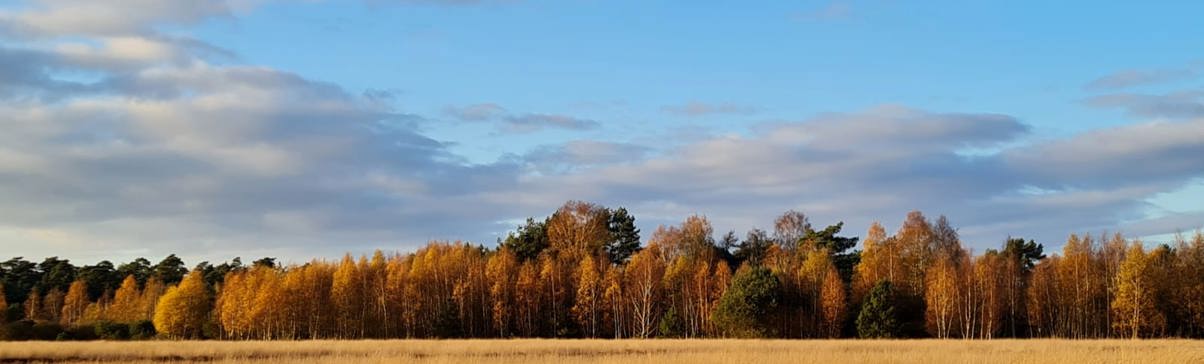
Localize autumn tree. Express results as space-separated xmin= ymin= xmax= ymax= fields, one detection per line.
xmin=894 ymin=211 xmax=934 ymax=299
xmin=625 ymin=247 xmax=665 ymax=338
xmin=39 ymin=288 xmax=65 ymax=323
xmin=514 ymin=260 xmax=541 ymax=337
xmin=734 ymin=228 xmax=773 ymax=266
xmin=572 ymin=255 xmax=603 ymax=337
xmin=486 ymin=248 xmax=518 ymax=337
xmin=853 ymin=222 xmax=893 ymax=304
xmin=547 ymin=201 xmax=611 ymax=258
xmin=1112 ymin=242 xmax=1165 ymax=338
xmin=925 ymin=255 xmax=960 ymax=338
xmin=773 ymin=210 xmax=811 ymax=252
xmin=602 ymin=264 xmax=626 ymax=337
xmin=332 ymin=254 xmax=365 ymax=339
xmin=153 ymin=271 xmax=212 ymax=339
xmin=23 ymin=289 xmax=41 ymax=321
xmin=60 ymin=280 xmax=89 ymax=326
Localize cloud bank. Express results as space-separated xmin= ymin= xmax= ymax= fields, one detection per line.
xmin=0 ymin=0 xmax=1202 ymax=263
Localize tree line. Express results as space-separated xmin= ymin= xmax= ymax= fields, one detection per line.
xmin=1 ymin=200 xmax=1202 ymax=340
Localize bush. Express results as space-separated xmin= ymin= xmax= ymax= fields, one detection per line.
xmin=94 ymin=321 xmax=130 ymax=340
xmin=131 ymin=320 xmax=157 ymax=340
xmin=31 ymin=322 xmax=64 ymax=341
xmin=63 ymin=325 xmax=98 ymax=340
xmin=0 ymin=320 xmax=35 ymax=341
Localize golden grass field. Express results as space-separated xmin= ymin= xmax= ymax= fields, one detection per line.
xmin=0 ymin=339 xmax=1201 ymax=364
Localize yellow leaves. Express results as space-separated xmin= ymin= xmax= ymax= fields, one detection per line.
xmin=61 ymin=280 xmax=89 ymax=326
xmin=547 ymin=201 xmax=610 ymax=258
xmin=820 ymin=264 xmax=846 ymax=338
xmin=572 ymin=255 xmax=603 ymax=337
xmin=108 ymin=275 xmax=142 ymax=323
xmin=1111 ymin=242 xmax=1165 ymax=338
xmin=924 ymin=257 xmax=960 ymax=338
xmin=153 ymin=272 xmax=211 ymax=339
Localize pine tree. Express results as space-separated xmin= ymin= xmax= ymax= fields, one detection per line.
xmin=605 ymin=207 xmax=642 ymax=264
xmin=712 ymin=265 xmax=780 ymax=338
xmin=857 ymin=280 xmax=900 ymax=338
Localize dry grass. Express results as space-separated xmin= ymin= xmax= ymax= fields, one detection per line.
xmin=0 ymin=339 xmax=1201 ymax=364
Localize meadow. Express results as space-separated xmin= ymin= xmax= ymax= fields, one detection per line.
xmin=0 ymin=339 xmax=1201 ymax=364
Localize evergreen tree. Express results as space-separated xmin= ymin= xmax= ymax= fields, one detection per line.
xmin=605 ymin=207 xmax=642 ymax=264
xmin=500 ymin=218 xmax=550 ymax=262
xmin=712 ymin=266 xmax=780 ymax=338
xmin=857 ymin=280 xmax=901 ymax=338
xmin=152 ymin=255 xmax=188 ymax=286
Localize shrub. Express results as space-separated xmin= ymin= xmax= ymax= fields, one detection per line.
xmin=31 ymin=322 xmax=64 ymax=341
xmin=94 ymin=321 xmax=130 ymax=340
xmin=131 ymin=320 xmax=157 ymax=340
xmin=63 ymin=325 xmax=98 ymax=340
xmin=0 ymin=320 xmax=35 ymax=341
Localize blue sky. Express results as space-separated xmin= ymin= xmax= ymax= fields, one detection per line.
xmin=1 ymin=0 xmax=1202 ymax=264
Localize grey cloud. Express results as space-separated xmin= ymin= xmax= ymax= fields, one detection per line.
xmin=0 ymin=0 xmax=233 ymax=38
xmin=662 ymin=102 xmax=758 ymax=117
xmin=444 ymin=103 xmax=599 ymax=133
xmin=504 ymin=106 xmax=1203 ymax=251
xmin=3 ymin=0 xmax=1203 ymax=262
xmin=0 ymin=62 xmax=529 ymax=262
xmin=1085 ymin=67 xmax=1198 ymax=91
xmin=1085 ymin=90 xmax=1204 ymax=119
xmin=503 ymin=113 xmax=599 ymax=133
xmin=522 ymin=140 xmax=650 ymax=174
xmin=1004 ymin=119 xmax=1204 ymax=190
xmin=444 ymin=103 xmax=507 ymax=121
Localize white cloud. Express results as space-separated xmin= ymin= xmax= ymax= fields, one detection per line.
xmin=1 ymin=0 xmax=1202 ymax=265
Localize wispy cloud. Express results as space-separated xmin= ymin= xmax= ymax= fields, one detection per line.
xmin=662 ymin=101 xmax=758 ymax=117
xmin=446 ymin=103 xmax=600 ymax=133
xmin=1085 ymin=89 xmax=1204 ymax=119
xmin=1085 ymin=67 xmax=1199 ymax=91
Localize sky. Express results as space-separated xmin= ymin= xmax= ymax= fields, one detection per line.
xmin=1 ymin=0 xmax=1203 ymax=265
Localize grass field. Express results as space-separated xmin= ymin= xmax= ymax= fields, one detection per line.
xmin=0 ymin=339 xmax=1201 ymax=363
